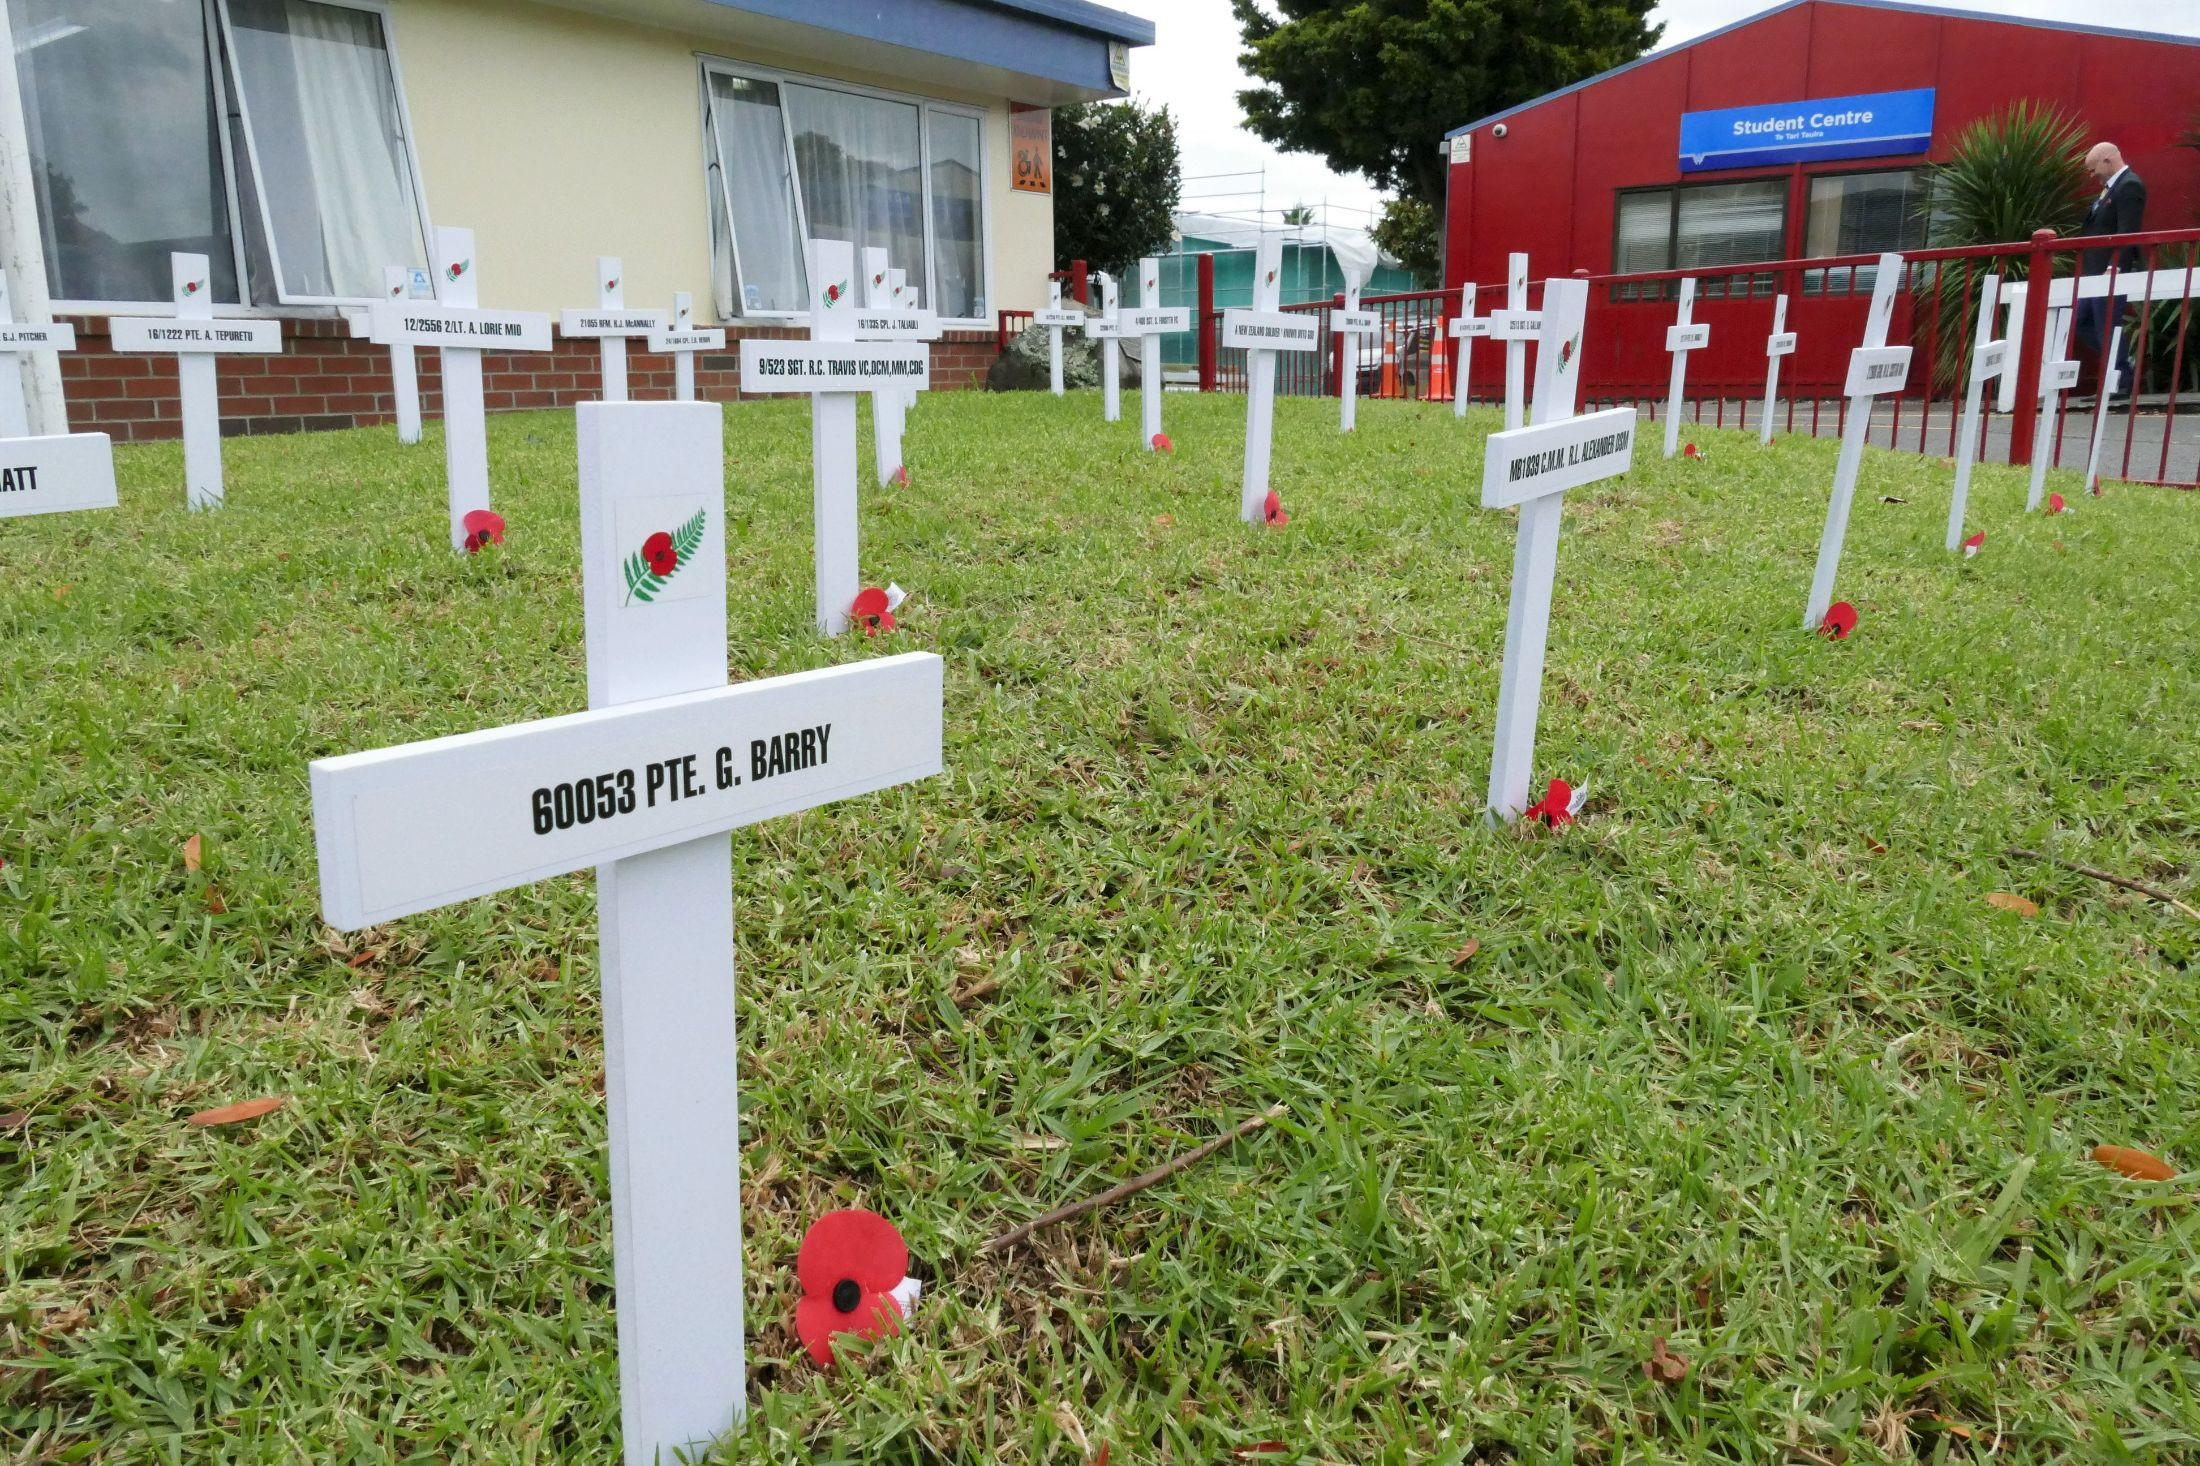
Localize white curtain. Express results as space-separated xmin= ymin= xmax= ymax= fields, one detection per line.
xmin=710 ymin=74 xmax=807 ymax=314
xmin=228 ymin=0 xmax=426 ymax=299
xmin=785 ymin=84 xmax=926 ymax=298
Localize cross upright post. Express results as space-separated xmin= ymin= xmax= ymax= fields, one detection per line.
xmin=1760 ymin=293 xmax=1794 ymax=446
xmin=107 ymin=252 xmax=283 ymax=511
xmin=1805 ymin=252 xmax=1913 ymax=627
xmin=1031 ymin=281 xmax=1081 ymax=396
xmin=1332 ymin=273 xmax=1379 ymax=433
xmin=1662 ymin=276 xmax=1708 ymax=458
xmin=1224 ymin=233 xmax=1318 ymax=523
xmin=1129 ymin=256 xmax=1190 ymax=448
xmin=310 ymin=399 xmax=944 ymax=1463
xmin=1945 ymin=273 xmax=2009 ymax=550
xmin=1480 ymin=279 xmax=1635 ymax=823
xmin=1447 ymin=281 xmax=1485 ymax=421
xmin=0 ymin=267 xmax=76 ymax=439
xmin=648 ymin=293 xmax=725 ymax=404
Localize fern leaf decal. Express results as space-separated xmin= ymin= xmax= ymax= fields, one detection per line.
xmin=622 ymin=508 xmax=708 ymax=605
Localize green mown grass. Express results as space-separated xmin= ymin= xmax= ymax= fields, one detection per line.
xmin=3 ymin=389 xmax=2197 ymax=1464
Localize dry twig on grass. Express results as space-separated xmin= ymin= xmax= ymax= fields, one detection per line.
xmin=979 ymin=1103 xmax=1287 ymax=1256
xmin=2004 ymin=847 xmax=2200 ymax=921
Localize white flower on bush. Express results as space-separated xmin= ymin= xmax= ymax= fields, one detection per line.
xmin=1097 ymin=203 xmax=1111 ymax=218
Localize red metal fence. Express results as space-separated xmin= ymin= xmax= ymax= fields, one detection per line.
xmin=1002 ymin=231 xmax=2199 ymax=489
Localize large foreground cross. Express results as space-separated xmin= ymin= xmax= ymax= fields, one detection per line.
xmin=738 ymin=239 xmax=931 ymax=635
xmin=1223 ymin=233 xmax=1320 ymax=523
xmin=368 ymin=227 xmax=554 ymax=549
xmin=1804 ymin=253 xmax=1913 ymax=627
xmin=310 ymin=400 xmax=945 ymax=1464
xmin=1479 ymin=279 xmax=1637 ymax=822
xmin=108 ymin=253 xmax=282 ymax=511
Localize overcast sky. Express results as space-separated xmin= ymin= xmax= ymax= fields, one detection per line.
xmin=1110 ymin=0 xmax=2198 ymax=233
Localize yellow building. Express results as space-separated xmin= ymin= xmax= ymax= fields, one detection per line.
xmin=3 ymin=0 xmax=1149 ymax=329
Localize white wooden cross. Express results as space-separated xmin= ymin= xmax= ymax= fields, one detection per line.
xmin=1804 ymin=253 xmax=1912 ymax=627
xmin=1479 ymin=277 xmax=1636 ymax=822
xmin=370 ymin=227 xmax=555 ymax=549
xmin=562 ymin=256 xmax=666 ymax=405
xmin=1089 ymin=271 xmax=1125 ymax=423
xmin=1945 ymin=273 xmax=2011 ymax=551
xmin=0 ymin=267 xmax=76 ymax=439
xmin=1123 ymin=255 xmax=1190 ymax=448
xmin=380 ymin=265 xmax=435 ymax=445
xmin=1332 ymin=268 xmax=1379 ymax=433
xmin=738 ymin=239 xmax=931 ymax=635
xmin=107 ymin=253 xmax=282 ymax=512
xmin=648 ymin=293 xmax=724 ymax=404
xmin=1032 ymin=281 xmax=1082 ymax=397
xmin=857 ymin=252 xmax=940 ymax=484
xmin=1484 ymin=254 xmax=1542 ymax=431
xmin=310 ymin=398 xmax=944 ymax=1466
xmin=1446 ymin=281 xmax=1486 ymax=421
xmin=2081 ymin=324 xmax=2124 ymax=497
xmin=1760 ymin=294 xmax=1794 ymax=446
xmin=1662 ymin=276 xmax=1708 ymax=459
xmin=2024 ymin=309 xmax=2080 ymax=513
xmin=1223 ymin=233 xmax=1320 ymax=523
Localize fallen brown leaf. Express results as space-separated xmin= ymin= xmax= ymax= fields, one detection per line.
xmin=1150 ymin=513 xmax=1174 ymax=526
xmin=186 ymin=1096 xmax=288 ymax=1127
xmin=1865 ymin=837 xmax=1888 ymax=855
xmin=1642 ymin=1336 xmax=1690 ymax=1384
xmin=2094 ymin=1144 xmax=2178 ymax=1181
xmin=182 ymin=835 xmax=203 ymax=872
xmin=0 ymin=1111 xmax=28 ymax=1130
xmin=40 ymin=1304 xmax=91 ymax=1337
xmin=347 ymin=949 xmax=379 ymax=968
xmin=1984 ymin=892 xmax=2039 ymax=917
xmin=1450 ymin=939 xmax=1481 ymax=968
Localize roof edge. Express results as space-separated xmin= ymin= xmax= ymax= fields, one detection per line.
xmin=1443 ymin=0 xmax=2200 ymax=141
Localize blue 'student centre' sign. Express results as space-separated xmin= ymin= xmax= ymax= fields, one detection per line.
xmin=1678 ymin=88 xmax=1934 ymax=171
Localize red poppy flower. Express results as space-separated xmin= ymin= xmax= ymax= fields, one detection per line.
xmin=1820 ymin=601 xmax=1858 ymax=639
xmin=461 ymin=509 xmax=505 ymax=553
xmin=1962 ymin=530 xmax=1984 ymax=558
xmin=890 ymin=464 xmax=910 ymax=488
xmin=1523 ymin=778 xmax=1580 ymax=829
xmin=851 ymin=586 xmax=897 ymax=636
xmin=2047 ymin=492 xmax=2065 ymax=515
xmin=796 ymin=1209 xmax=909 ymax=1366
xmin=643 ymin=531 xmax=677 ymax=576
xmin=1263 ymin=489 xmax=1290 ymax=526
xmin=1682 ymin=441 xmax=1705 ymax=461
xmin=1151 ymin=433 xmax=1173 ymax=453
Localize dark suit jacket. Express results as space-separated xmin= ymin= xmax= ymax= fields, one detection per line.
xmin=2080 ymin=169 xmax=2147 ymax=275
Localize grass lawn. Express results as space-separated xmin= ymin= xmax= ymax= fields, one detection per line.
xmin=3 ymin=388 xmax=2198 ymax=1464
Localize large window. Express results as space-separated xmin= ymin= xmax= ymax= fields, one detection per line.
xmin=702 ymin=61 xmax=990 ymax=323
xmin=9 ymin=0 xmax=431 ymax=307
xmin=1803 ymin=169 xmax=1936 ymax=295
xmin=1611 ymin=179 xmax=1788 ymax=299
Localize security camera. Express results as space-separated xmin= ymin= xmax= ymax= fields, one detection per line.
xmin=1492 ymin=123 xmax=1508 ymax=139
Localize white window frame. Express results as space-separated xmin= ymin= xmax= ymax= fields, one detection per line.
xmin=40 ymin=0 xmax=433 ymax=315
xmin=696 ymin=56 xmax=995 ymax=330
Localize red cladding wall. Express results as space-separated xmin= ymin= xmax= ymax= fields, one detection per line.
xmin=1444 ymin=0 xmax=2200 ymax=293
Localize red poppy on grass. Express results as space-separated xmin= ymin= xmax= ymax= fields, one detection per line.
xmin=1523 ymin=778 xmax=1583 ymax=829
xmin=1682 ymin=441 xmax=1706 ymax=462
xmin=1151 ymin=432 xmax=1173 ymax=453
xmin=852 ymin=586 xmax=897 ymax=636
xmin=1962 ymin=530 xmax=1985 ymax=558
xmin=796 ymin=1209 xmax=914 ymax=1366
xmin=890 ymin=465 xmax=911 ymax=488
xmin=1263 ymin=489 xmax=1289 ymax=526
xmin=1820 ymin=601 xmax=1858 ymax=639
xmin=2047 ymin=492 xmax=2066 ymax=515
xmin=461 ymin=509 xmax=505 ymax=553
xmin=643 ymin=531 xmax=678 ymax=576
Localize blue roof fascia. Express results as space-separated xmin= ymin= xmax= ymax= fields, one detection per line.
xmin=1442 ymin=0 xmax=2200 ymax=140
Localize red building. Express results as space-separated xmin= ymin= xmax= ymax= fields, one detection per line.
xmin=1440 ymin=0 xmax=2200 ymax=391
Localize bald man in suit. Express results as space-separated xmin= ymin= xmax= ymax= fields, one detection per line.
xmin=2076 ymin=141 xmax=2145 ymax=399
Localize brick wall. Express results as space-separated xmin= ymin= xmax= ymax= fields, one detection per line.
xmin=55 ymin=316 xmax=1001 ymax=442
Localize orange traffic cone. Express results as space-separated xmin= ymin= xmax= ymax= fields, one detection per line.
xmin=1427 ymin=325 xmax=1453 ymax=402
xmin=1378 ymin=321 xmax=1400 ymax=399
